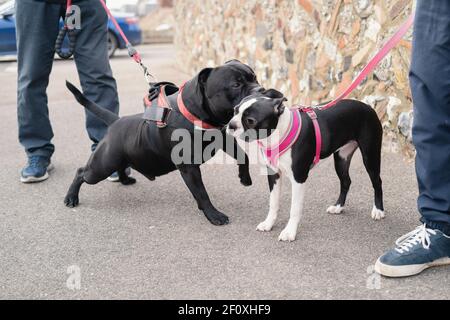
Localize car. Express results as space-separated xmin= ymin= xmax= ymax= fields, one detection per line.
xmin=0 ymin=0 xmax=142 ymax=58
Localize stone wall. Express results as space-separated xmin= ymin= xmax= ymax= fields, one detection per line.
xmin=158 ymin=0 xmax=173 ymax=7
xmin=174 ymin=0 xmax=415 ymax=156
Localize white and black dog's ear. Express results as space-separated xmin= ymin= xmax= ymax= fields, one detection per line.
xmin=274 ymin=97 xmax=287 ymax=115
xmin=263 ymin=89 xmax=287 ymax=115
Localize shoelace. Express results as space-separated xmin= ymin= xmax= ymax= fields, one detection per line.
xmin=29 ymin=156 xmax=44 ymax=168
xmin=395 ymin=224 xmax=437 ymax=254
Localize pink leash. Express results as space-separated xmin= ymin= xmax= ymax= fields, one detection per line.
xmin=66 ymin=0 xmax=72 ymax=20
xmin=260 ymin=13 xmax=415 ymax=168
xmin=98 ymin=0 xmax=154 ymax=82
xmin=320 ymin=14 xmax=414 ymax=110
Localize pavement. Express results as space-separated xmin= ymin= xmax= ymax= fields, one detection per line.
xmin=0 ymin=44 xmax=449 ymax=300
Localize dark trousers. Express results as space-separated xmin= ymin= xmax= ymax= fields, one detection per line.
xmin=410 ymin=0 xmax=450 ymax=234
xmin=16 ymin=0 xmax=119 ymax=159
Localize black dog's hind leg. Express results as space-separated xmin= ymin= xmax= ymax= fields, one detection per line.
xmin=118 ymin=168 xmax=136 ymax=185
xmin=64 ymin=167 xmax=85 ymax=208
xmin=327 ymin=144 xmax=357 ymax=214
xmin=178 ymin=165 xmax=229 ymax=226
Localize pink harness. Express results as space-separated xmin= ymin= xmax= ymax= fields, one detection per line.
xmin=258 ymin=107 xmax=321 ymax=168
xmin=257 ymin=14 xmax=414 ymax=169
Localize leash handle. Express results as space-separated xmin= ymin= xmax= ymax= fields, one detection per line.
xmin=55 ymin=28 xmax=76 ymax=59
xmin=56 ymin=0 xmax=75 ymax=59
xmin=320 ymin=14 xmax=414 ymax=110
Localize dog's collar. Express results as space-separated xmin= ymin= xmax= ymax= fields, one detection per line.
xmin=257 ymin=108 xmax=302 ymax=168
xmin=177 ymin=83 xmax=221 ymax=130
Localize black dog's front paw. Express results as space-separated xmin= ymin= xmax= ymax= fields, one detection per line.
xmin=205 ymin=209 xmax=229 ymax=226
xmin=238 ymin=164 xmax=252 ymax=186
xmin=64 ymin=194 xmax=79 ymax=208
xmin=239 ymin=174 xmax=252 ymax=186
xmin=239 ymin=172 xmax=252 ymax=186
xmin=121 ymin=177 xmax=137 ymax=185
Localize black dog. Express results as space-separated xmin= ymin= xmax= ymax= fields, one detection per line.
xmin=64 ymin=60 xmax=264 ymax=225
xmin=228 ymin=89 xmax=384 ymax=241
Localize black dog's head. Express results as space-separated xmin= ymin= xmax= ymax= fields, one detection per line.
xmin=183 ymin=60 xmax=264 ymax=126
xmin=226 ymin=89 xmax=287 ymax=142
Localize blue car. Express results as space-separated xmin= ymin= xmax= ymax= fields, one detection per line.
xmin=0 ymin=0 xmax=142 ymax=58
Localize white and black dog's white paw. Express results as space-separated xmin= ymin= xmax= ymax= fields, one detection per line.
xmin=256 ymin=220 xmax=274 ymax=232
xmin=371 ymin=206 xmax=385 ymax=220
xmin=326 ymin=204 xmax=344 ymax=214
xmin=278 ymin=227 xmax=297 ymax=242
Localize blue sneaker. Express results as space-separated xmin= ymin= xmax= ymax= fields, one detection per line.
xmin=375 ymin=224 xmax=450 ymax=277
xmin=20 ymin=156 xmax=54 ymax=183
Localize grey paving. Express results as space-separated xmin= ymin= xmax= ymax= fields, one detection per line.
xmin=0 ymin=44 xmax=449 ymax=300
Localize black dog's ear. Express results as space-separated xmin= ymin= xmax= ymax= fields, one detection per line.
xmin=263 ymin=88 xmax=286 ymax=100
xmin=192 ymin=68 xmax=213 ymax=98
xmin=198 ymin=67 xmax=213 ymax=86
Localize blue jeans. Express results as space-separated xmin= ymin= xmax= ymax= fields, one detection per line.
xmin=410 ymin=0 xmax=450 ymax=234
xmin=16 ymin=0 xmax=119 ymax=159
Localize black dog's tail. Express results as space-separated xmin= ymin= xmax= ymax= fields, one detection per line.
xmin=66 ymin=81 xmax=120 ymax=126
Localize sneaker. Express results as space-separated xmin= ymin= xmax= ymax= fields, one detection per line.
xmin=20 ymin=156 xmax=54 ymax=183
xmin=107 ymin=167 xmax=131 ymax=182
xmin=375 ymin=224 xmax=450 ymax=277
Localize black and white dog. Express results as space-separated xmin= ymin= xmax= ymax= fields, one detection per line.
xmin=227 ymin=89 xmax=384 ymax=241
xmin=64 ymin=60 xmax=264 ymax=226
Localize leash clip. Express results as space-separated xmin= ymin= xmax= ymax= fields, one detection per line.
xmin=126 ymin=43 xmax=156 ymax=84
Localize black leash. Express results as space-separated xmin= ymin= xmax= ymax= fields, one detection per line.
xmin=55 ymin=0 xmax=76 ymax=59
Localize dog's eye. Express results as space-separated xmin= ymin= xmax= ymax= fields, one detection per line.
xmin=231 ymin=82 xmax=242 ymax=89
xmin=245 ymin=117 xmax=257 ymax=128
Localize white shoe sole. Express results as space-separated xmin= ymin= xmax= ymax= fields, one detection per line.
xmin=375 ymin=256 xmax=450 ymax=278
xmin=107 ymin=176 xmax=120 ymax=182
xmin=20 ymin=164 xmax=54 ymax=184
xmin=107 ymin=170 xmax=132 ymax=182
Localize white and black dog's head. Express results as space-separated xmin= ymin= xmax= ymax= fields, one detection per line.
xmin=227 ymin=89 xmax=287 ymax=142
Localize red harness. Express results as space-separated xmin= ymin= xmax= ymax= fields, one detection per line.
xmin=177 ymin=84 xmax=220 ymax=130
xmin=143 ymin=82 xmax=220 ymax=130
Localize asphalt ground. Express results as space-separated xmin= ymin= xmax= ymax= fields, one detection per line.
xmin=0 ymin=44 xmax=449 ymax=299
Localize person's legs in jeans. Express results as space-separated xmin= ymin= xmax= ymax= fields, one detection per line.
xmin=375 ymin=0 xmax=450 ymax=277
xmin=16 ymin=0 xmax=64 ymax=182
xmin=72 ymin=0 xmax=119 ymax=151
xmin=411 ymin=1 xmax=450 ymax=234
xmin=16 ymin=0 xmax=63 ymax=160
